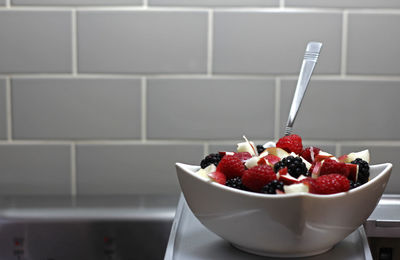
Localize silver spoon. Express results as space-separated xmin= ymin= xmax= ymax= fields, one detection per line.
xmin=284 ymin=42 xmax=322 ymax=136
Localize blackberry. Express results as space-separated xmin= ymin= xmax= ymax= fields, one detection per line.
xmin=349 ymin=180 xmax=362 ymax=189
xmin=274 ymin=156 xmax=308 ymax=178
xmin=350 ymin=158 xmax=370 ymax=184
xmin=226 ymin=177 xmax=247 ymax=191
xmin=257 ymin=145 xmax=265 ymax=154
xmin=261 ymin=180 xmax=284 ymax=194
xmin=200 ymin=153 xmax=222 ymax=169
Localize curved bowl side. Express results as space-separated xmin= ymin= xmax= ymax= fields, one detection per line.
xmin=175 ymin=162 xmax=392 ymax=257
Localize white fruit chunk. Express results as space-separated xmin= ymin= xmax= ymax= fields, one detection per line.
xmin=284 ymin=183 xmax=309 ymax=194
xmin=265 ymin=147 xmax=290 ymax=159
xmin=196 ymin=164 xmax=216 ymax=181
xmin=347 ymin=149 xmax=370 ymax=163
xmin=237 ymin=135 xmax=257 ymax=156
xmin=245 ymin=156 xmax=259 ymax=169
xmin=262 ymin=141 xmax=276 ymax=149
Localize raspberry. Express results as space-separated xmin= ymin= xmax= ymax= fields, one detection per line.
xmin=301 ymin=177 xmax=318 ymax=193
xmin=313 ymin=174 xmax=350 ymax=194
xmin=320 ymin=158 xmax=349 ymax=177
xmin=242 ymin=165 xmax=276 ymax=192
xmin=300 ymin=147 xmax=321 ymax=163
xmin=276 ymin=134 xmax=303 ymax=154
xmin=226 ymin=177 xmax=248 ymax=191
xmin=234 ymin=152 xmax=252 ymax=162
xmin=350 ymin=158 xmax=370 ymax=184
xmin=200 ymin=153 xmax=223 ymax=169
xmin=217 ymin=155 xmax=245 ymax=179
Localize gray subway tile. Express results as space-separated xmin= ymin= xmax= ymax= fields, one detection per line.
xmin=213 ymin=11 xmax=342 ymax=75
xmin=149 ymin=0 xmax=278 ymax=7
xmin=280 ymin=79 xmax=400 ymax=140
xmin=13 ymin=0 xmax=142 ymax=5
xmin=348 ymin=13 xmax=400 ymax=75
xmin=0 ymin=11 xmax=72 ymax=73
xmin=147 ymin=78 xmax=275 ymax=140
xmin=76 ymin=144 xmax=203 ymax=195
xmin=0 ymin=144 xmax=71 ymax=195
xmin=0 ymin=79 xmax=7 ymax=139
xmin=341 ymin=145 xmax=400 ymax=194
xmin=78 ymin=11 xmax=207 ymax=74
xmin=0 ymin=0 xmax=4 ymax=5
xmin=286 ymin=0 xmax=400 ymax=8
xmin=12 ymin=78 xmax=141 ymax=139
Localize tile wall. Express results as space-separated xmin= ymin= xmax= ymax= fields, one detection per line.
xmin=0 ymin=1 xmax=399 ymax=195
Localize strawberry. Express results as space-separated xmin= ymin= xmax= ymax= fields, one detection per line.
xmin=320 ymin=158 xmax=349 ymax=177
xmin=276 ymin=134 xmax=303 ymax=154
xmin=207 ymin=171 xmax=226 ymax=185
xmin=242 ymin=165 xmax=276 ymax=192
xmin=312 ymin=174 xmax=350 ymax=194
xmin=300 ymin=146 xmax=321 ymax=163
xmin=234 ymin=152 xmax=252 ymax=162
xmin=217 ymin=155 xmax=245 ymax=179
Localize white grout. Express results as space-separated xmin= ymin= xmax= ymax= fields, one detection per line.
xmin=72 ymin=9 xmax=78 ymax=76
xmin=5 ymin=77 xmax=12 ymax=142
xmin=141 ymin=77 xmax=147 ymax=142
xmin=5 ymin=0 xmax=10 ymax=8
xmin=207 ymin=10 xmax=214 ymax=76
xmin=70 ymin=143 xmax=77 ymax=196
xmin=6 ymin=73 xmax=400 ymax=81
xmin=203 ymin=143 xmax=209 ymax=157
xmin=335 ymin=143 xmax=341 ymax=157
xmin=274 ymin=78 xmax=281 ymax=140
xmin=280 ymin=0 xmax=285 ymax=9
xmin=143 ymin=0 xmax=148 ymax=8
xmin=340 ymin=10 xmax=348 ymax=76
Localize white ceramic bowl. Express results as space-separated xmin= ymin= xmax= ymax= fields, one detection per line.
xmin=176 ymin=162 xmax=392 ymax=257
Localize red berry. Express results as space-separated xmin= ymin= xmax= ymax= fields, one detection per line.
xmin=276 ymin=134 xmax=303 ymax=154
xmin=242 ymin=165 xmax=277 ymax=192
xmin=320 ymin=158 xmax=349 ymax=177
xmin=312 ymin=174 xmax=350 ymax=194
xmin=301 ymin=177 xmax=318 ymax=193
xmin=300 ymin=146 xmax=321 ymax=163
xmin=234 ymin=152 xmax=252 ymax=162
xmin=208 ymin=171 xmax=226 ymax=185
xmin=217 ymin=155 xmax=245 ymax=179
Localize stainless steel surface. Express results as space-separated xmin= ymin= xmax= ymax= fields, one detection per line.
xmin=285 ymin=41 xmax=322 ymax=136
xmin=365 ymin=194 xmax=400 ymax=260
xmin=0 ymin=195 xmax=179 ymax=260
xmin=164 ymin=195 xmax=372 ymax=260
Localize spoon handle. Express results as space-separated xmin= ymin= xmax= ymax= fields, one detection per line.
xmin=285 ymin=42 xmax=322 ymax=136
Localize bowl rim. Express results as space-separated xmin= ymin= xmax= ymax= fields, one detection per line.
xmin=176 ymin=162 xmax=392 ymax=199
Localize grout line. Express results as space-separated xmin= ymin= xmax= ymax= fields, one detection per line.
xmin=72 ymin=9 xmax=78 ymax=76
xmin=6 ymin=73 xmax=400 ymax=81
xmin=143 ymin=0 xmax=148 ymax=8
xmin=207 ymin=10 xmax=214 ymax=76
xmin=204 ymin=143 xmax=209 ymax=157
xmin=274 ymin=78 xmax=281 ymax=140
xmin=141 ymin=77 xmax=147 ymax=142
xmin=5 ymin=77 xmax=12 ymax=142
xmin=340 ymin=10 xmax=348 ymax=77
xmin=70 ymin=143 xmax=77 ymax=196
xmin=335 ymin=143 xmax=341 ymax=157
xmin=280 ymin=0 xmax=285 ymax=9
xmin=5 ymin=0 xmax=10 ymax=8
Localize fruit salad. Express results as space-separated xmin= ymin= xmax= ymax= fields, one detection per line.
xmin=196 ymin=134 xmax=370 ymax=195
